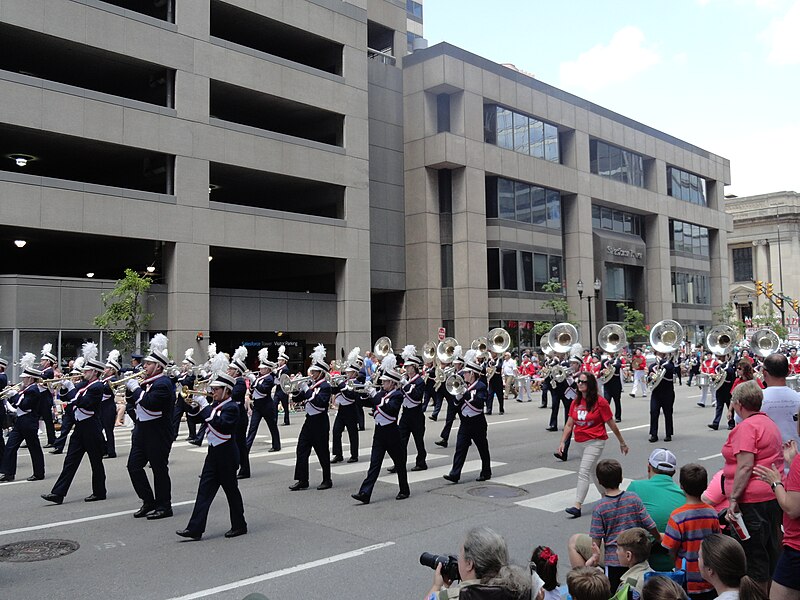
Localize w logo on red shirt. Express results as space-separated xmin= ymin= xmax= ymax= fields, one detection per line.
xmin=577 ymin=409 xmax=588 ymax=420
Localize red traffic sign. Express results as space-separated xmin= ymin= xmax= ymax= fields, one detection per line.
xmin=438 ymin=327 xmax=446 ymax=341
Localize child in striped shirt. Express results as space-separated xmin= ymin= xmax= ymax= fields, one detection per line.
xmin=662 ymin=463 xmax=720 ymax=600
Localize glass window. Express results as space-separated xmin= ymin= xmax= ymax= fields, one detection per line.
xmin=692 ymin=224 xmax=701 ymax=254
xmin=483 ymin=105 xmax=497 ymax=145
xmin=440 ymin=244 xmax=453 ymax=287
xmin=532 ymin=187 xmax=547 ymax=227
xmin=496 ymin=107 xmax=514 ymax=150
xmin=546 ymin=190 xmax=561 ymax=230
xmin=513 ymin=113 xmax=530 ymax=154
xmin=701 ymin=227 xmax=709 ymax=257
xmin=485 ymin=177 xmax=497 ymax=218
xmin=589 ymin=140 xmax=598 ymax=174
xmin=623 ymin=213 xmax=633 ymax=234
xmin=549 ymin=255 xmax=562 ymax=284
xmin=438 ymin=169 xmax=452 ymax=213
xmin=521 ymin=251 xmax=533 ymax=291
xmin=683 ymin=222 xmax=692 ymax=254
xmin=487 ymin=248 xmax=500 ymax=290
xmin=515 ymin=182 xmax=532 ymax=224
xmin=501 ymin=250 xmax=517 ymax=290
xmin=601 ymin=207 xmax=613 ymax=230
xmin=544 ymin=123 xmax=559 ymax=162
xmin=673 ymin=220 xmax=682 ymax=252
xmin=498 ymin=178 xmax=515 ymax=220
xmin=613 ymin=210 xmax=624 ymax=233
xmin=61 ymin=331 xmax=100 ymax=368
xmin=608 ymin=144 xmax=622 ymax=181
xmin=732 ymin=247 xmax=753 ymax=282
xmin=597 ymin=141 xmax=609 ymax=177
xmin=592 ymin=204 xmax=601 ymax=229
xmin=530 ymin=120 xmax=544 ymax=159
xmin=605 ymin=265 xmax=625 ymax=300
xmin=437 ymin=94 xmax=450 ymax=133
xmin=533 ymin=253 xmax=548 ymax=291
xmin=20 ymin=331 xmax=61 ymax=368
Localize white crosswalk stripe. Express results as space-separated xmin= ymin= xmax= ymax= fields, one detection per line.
xmin=514 ymin=478 xmax=632 ymax=512
xmin=491 ymin=467 xmax=571 ymax=487
xmin=379 ymin=460 xmax=506 ymax=484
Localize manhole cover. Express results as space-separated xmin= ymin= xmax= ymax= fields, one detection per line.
xmin=0 ymin=539 xmax=80 ymax=562
xmin=467 ymin=484 xmax=527 ymax=499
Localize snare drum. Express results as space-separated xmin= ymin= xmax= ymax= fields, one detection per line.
xmin=696 ymin=373 xmax=710 ymax=387
xmin=787 ymin=376 xmax=800 ymax=392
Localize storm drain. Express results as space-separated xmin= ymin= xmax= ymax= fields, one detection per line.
xmin=0 ymin=539 xmax=80 ymax=562
xmin=467 ymin=485 xmax=527 ymax=499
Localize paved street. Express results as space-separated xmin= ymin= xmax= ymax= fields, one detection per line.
xmin=0 ymin=382 xmax=728 ymax=600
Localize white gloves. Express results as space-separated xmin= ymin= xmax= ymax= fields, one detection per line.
xmin=246 ymin=373 xmax=257 ymax=385
xmin=193 ymin=395 xmax=209 ymax=409
xmin=299 ymin=382 xmax=309 ymax=393
xmin=368 ymin=387 xmax=378 ymax=398
xmin=62 ymin=380 xmax=75 ymax=392
xmin=126 ymin=379 xmax=141 ymax=392
xmin=456 ymin=393 xmax=464 ymax=401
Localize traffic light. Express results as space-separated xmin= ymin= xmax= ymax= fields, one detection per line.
xmin=794 ymin=300 xmax=799 ymax=313
xmin=756 ymin=281 xmax=764 ymax=296
xmin=776 ymin=297 xmax=782 ymax=307
xmin=767 ymin=282 xmax=774 ymax=297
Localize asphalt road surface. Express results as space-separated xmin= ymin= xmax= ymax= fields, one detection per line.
xmin=0 ymin=382 xmax=728 ymax=600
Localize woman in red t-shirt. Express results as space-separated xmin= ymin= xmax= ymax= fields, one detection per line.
xmin=556 ymin=372 xmax=629 ymax=518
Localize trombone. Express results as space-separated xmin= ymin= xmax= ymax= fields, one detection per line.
xmin=0 ymin=382 xmax=23 ymax=400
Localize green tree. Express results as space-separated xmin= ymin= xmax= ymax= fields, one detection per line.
xmin=616 ymin=302 xmax=648 ymax=342
xmin=713 ymin=302 xmax=745 ymax=338
xmin=541 ymin=279 xmax=574 ymax=322
xmin=752 ymin=303 xmax=788 ymax=340
xmin=94 ymin=269 xmax=154 ymax=353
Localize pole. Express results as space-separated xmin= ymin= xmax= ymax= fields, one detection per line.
xmin=777 ymin=220 xmax=786 ymax=327
xmin=587 ymin=296 xmax=594 ymax=353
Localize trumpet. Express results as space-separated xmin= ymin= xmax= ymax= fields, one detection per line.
xmin=180 ymin=378 xmax=212 ymax=397
xmin=330 ymin=373 xmax=349 ymax=386
xmin=0 ymin=383 xmax=23 ymax=400
xmin=344 ymin=379 xmax=379 ymax=393
xmin=109 ymin=371 xmax=146 ymax=391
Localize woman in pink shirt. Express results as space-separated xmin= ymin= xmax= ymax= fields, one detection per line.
xmin=722 ymin=380 xmax=784 ymax=591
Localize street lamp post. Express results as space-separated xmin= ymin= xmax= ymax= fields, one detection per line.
xmin=577 ymin=278 xmax=602 ymax=352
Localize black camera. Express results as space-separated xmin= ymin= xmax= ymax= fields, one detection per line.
xmin=420 ymin=552 xmax=461 ymax=582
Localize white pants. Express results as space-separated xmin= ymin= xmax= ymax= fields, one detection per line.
xmin=518 ymin=378 xmax=531 ymax=401
xmin=700 ymin=383 xmax=714 ymax=406
xmin=631 ymin=370 xmax=647 ymax=397
xmin=576 ymin=438 xmax=606 ymax=504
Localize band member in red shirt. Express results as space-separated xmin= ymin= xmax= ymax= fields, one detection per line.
xmin=698 ymin=351 xmax=719 ymax=407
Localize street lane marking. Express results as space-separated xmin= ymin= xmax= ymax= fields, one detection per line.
xmin=514 ymin=479 xmax=632 ymax=512
xmin=327 ymin=453 xmax=448 ymax=475
xmin=0 ymin=500 xmax=196 ymax=537
xmin=380 ymin=460 xmax=506 ymax=484
xmin=618 ymin=424 xmax=649 ymax=432
xmin=700 ymin=453 xmax=723 ymax=461
xmin=165 ymin=541 xmax=396 ymax=600
xmin=487 ymin=418 xmax=529 ymax=426
xmin=492 ymin=467 xmax=572 ymax=487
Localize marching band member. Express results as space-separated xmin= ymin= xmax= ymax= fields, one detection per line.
xmin=125 ymin=334 xmax=175 ymax=520
xmin=124 ymin=352 xmax=144 ymax=423
xmin=581 ymin=349 xmax=592 ymax=372
xmin=289 ymin=344 xmax=333 ymax=491
xmin=274 ymin=345 xmax=292 ymax=426
xmin=516 ymin=354 xmax=534 ymax=403
xmin=188 ymin=343 xmax=216 ymax=446
xmin=171 ymin=349 xmax=197 ymax=442
xmin=709 ymin=355 xmax=736 ymax=431
xmin=698 ymin=350 xmax=719 ymax=407
xmin=434 ymin=346 xmax=463 ymax=448
xmin=351 ymin=353 xmax=410 ymax=503
xmin=789 ymin=347 xmax=800 ymax=375
xmin=629 ymin=348 xmax=647 ymax=398
xmin=42 ymin=343 xmax=107 ymax=504
xmin=0 ymin=353 xmax=46 ymax=482
xmin=486 ymin=351 xmax=504 ymax=415
xmin=552 ymin=357 xmax=581 ymax=461
xmin=245 ymin=348 xmax=280 ymax=453
xmin=601 ymin=352 xmax=623 ymax=423
xmin=389 ymin=345 xmax=427 ymax=472
xmin=422 ymin=354 xmax=436 ymax=413
xmin=100 ymin=349 xmax=122 ymax=458
xmin=50 ymin=358 xmax=84 ymax=455
xmin=648 ymin=352 xmax=676 ymax=443
xmin=443 ymin=350 xmax=492 ymax=484
xmin=331 ymin=347 xmax=363 ymax=464
xmin=0 ymin=351 xmax=7 ymax=462
xmin=39 ymin=342 xmax=58 ymax=448
xmin=228 ymin=346 xmax=251 ymax=480
xmin=687 ymin=347 xmax=701 ymax=385
xmin=177 ymin=369 xmax=247 ymax=541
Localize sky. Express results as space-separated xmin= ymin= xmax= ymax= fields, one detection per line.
xmin=422 ymin=0 xmax=800 ymax=197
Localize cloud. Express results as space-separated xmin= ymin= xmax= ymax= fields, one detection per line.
xmin=763 ymin=0 xmax=800 ymax=64
xmin=559 ymin=27 xmax=660 ymax=92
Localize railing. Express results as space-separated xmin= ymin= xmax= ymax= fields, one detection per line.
xmin=367 ymin=48 xmax=396 ymax=66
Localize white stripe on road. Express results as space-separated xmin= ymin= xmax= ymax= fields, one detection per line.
xmin=327 ymin=453 xmax=448 ymax=475
xmin=165 ymin=541 xmax=395 ymax=600
xmin=0 ymin=500 xmax=196 ymax=537
xmin=514 ymin=479 xmax=632 ymax=512
xmin=618 ymin=424 xmax=649 ymax=432
xmin=487 ymin=418 xmax=528 ymax=426
xmin=492 ymin=467 xmax=572 ymax=487
xmin=380 ymin=460 xmax=506 ymax=484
